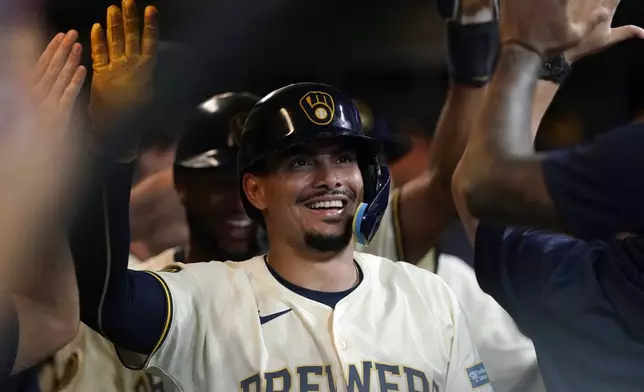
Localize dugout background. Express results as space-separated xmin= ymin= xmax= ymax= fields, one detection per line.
xmin=42 ymin=0 xmax=644 ymax=149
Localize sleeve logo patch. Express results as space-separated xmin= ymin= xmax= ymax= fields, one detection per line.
xmin=466 ymin=363 xmax=490 ymax=389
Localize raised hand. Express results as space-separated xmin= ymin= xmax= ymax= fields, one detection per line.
xmin=32 ymin=31 xmax=86 ymax=137
xmin=89 ymin=0 xmax=158 ymax=128
xmin=564 ymin=1 xmax=644 ymax=63
xmin=0 ymin=30 xmax=86 ymax=248
xmin=500 ymin=0 xmax=622 ymax=58
xmin=0 ymin=30 xmax=86 ymax=169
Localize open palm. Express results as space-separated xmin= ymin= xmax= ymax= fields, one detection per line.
xmin=89 ymin=0 xmax=158 ymax=127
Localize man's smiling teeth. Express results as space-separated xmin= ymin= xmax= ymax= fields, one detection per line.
xmin=308 ymin=200 xmax=344 ymax=209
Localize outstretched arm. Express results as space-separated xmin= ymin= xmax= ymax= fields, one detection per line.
xmin=0 ymin=29 xmax=86 ymax=377
xmin=393 ymin=0 xmax=497 ymax=263
xmin=69 ymin=0 xmax=169 ymax=357
xmin=69 ymin=155 xmax=169 ymax=356
xmin=454 ymin=3 xmax=644 ymax=233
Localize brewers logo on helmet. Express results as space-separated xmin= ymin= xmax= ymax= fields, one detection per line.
xmin=299 ymin=91 xmax=335 ymax=125
xmin=238 ymin=82 xmax=391 ymax=245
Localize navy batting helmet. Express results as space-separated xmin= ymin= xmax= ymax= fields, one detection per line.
xmin=237 ymin=82 xmax=391 ymax=246
xmin=174 ymin=92 xmax=260 ymax=171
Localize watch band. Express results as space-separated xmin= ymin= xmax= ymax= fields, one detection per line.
xmin=539 ymin=54 xmax=572 ymax=85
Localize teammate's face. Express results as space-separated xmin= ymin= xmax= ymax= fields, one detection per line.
xmin=177 ymin=170 xmax=254 ymax=256
xmin=249 ymin=140 xmax=363 ymax=253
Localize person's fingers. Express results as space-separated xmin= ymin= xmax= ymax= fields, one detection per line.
xmin=141 ymin=6 xmax=159 ymax=56
xmin=58 ymin=66 xmax=87 ymax=115
xmin=91 ymin=23 xmax=109 ymax=68
xmin=48 ymin=43 xmax=82 ymax=101
xmin=123 ymin=0 xmax=141 ymax=57
xmin=106 ymin=5 xmax=125 ymax=60
xmin=33 ymin=30 xmax=78 ymax=101
xmin=32 ymin=33 xmax=64 ymax=84
xmin=586 ymin=7 xmax=612 ymax=35
xmin=607 ymin=25 xmax=644 ymax=46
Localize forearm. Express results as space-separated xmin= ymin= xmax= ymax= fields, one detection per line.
xmin=68 ymin=153 xmax=168 ymax=354
xmin=0 ymin=175 xmax=80 ymax=372
xmin=396 ymin=0 xmax=500 ymax=260
xmin=10 ymin=282 xmax=77 ymax=373
xmin=414 ymin=83 xmax=488 ymax=236
xmin=397 ymin=79 xmax=490 ymax=261
xmin=429 ymin=83 xmax=488 ymax=190
xmin=454 ymin=78 xmax=560 ymax=240
xmin=0 ymin=245 xmax=79 ymax=374
xmin=456 ymin=45 xmax=562 ymax=228
xmin=475 ymin=44 xmax=541 ymax=160
xmin=0 ymin=153 xmax=74 ymax=285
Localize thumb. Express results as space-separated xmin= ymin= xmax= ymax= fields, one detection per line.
xmin=608 ymin=25 xmax=644 ymax=45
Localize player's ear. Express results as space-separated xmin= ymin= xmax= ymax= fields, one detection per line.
xmin=243 ymin=172 xmax=267 ymax=211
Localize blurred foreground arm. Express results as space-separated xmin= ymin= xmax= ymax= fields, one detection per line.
xmin=68 ymin=0 xmax=170 ymax=358
xmin=453 ymin=0 xmax=644 ymax=234
xmin=0 ymin=29 xmax=87 ymax=378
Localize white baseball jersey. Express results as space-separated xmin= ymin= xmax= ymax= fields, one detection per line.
xmin=128 ymin=251 xmax=493 ymax=391
xmin=36 ymin=256 xmax=177 ymax=392
xmin=38 ymin=324 xmax=159 ymax=392
xmin=129 ymin=252 xmax=142 ymax=266
xmin=359 ymin=191 xmax=545 ymax=392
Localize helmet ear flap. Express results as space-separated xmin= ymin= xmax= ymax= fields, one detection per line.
xmin=353 ymin=160 xmax=391 ymax=246
xmin=360 ymin=163 xmax=377 ymax=202
xmin=359 ymin=156 xmax=385 ymax=203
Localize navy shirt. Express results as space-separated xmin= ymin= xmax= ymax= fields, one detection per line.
xmin=0 ymin=298 xmax=18 ymax=384
xmin=475 ymin=224 xmax=644 ymax=392
xmin=2 ymin=367 xmax=41 ymax=392
xmin=0 ymin=298 xmax=40 ymax=391
xmin=542 ymin=123 xmax=644 ymax=239
xmin=474 ymin=124 xmax=644 ymax=391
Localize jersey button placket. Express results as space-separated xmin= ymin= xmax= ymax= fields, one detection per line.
xmin=332 ymin=309 xmax=350 ymax=360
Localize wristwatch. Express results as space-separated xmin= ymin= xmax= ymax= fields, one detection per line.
xmin=539 ymin=54 xmax=572 ymax=85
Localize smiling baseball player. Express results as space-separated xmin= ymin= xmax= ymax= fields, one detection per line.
xmin=70 ymin=81 xmax=494 ymax=391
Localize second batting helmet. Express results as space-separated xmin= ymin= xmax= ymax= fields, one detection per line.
xmin=238 ymin=82 xmax=391 ymax=246
xmin=353 ymin=99 xmax=413 ymax=164
xmin=175 ymin=92 xmax=260 ymax=170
